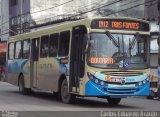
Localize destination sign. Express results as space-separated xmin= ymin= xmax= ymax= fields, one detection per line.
xmin=91 ymin=19 xmax=150 ymax=31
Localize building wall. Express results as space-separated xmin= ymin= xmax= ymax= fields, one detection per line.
xmin=144 ymin=0 xmax=159 ymax=21
xmin=9 ymin=0 xmax=30 ymax=35
xmin=30 ymin=0 xmax=100 ymax=25
xmin=100 ymin=0 xmax=145 ymax=18
xmin=144 ymin=0 xmax=159 ymax=78
xmin=8 ymin=0 xmax=159 ymax=34
xmin=9 ymin=0 xmax=30 ymax=17
xmin=29 ymin=0 xmax=146 ymax=29
xmin=0 ymin=0 xmax=9 ymax=41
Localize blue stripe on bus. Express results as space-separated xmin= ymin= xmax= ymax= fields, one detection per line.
xmin=8 ymin=59 xmax=29 ymax=73
xmin=85 ymin=80 xmax=149 ymax=97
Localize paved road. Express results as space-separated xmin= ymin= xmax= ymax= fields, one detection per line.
xmin=0 ymin=82 xmax=160 ymax=116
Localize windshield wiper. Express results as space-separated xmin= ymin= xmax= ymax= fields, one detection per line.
xmin=105 ymin=31 xmax=120 ymax=48
xmin=129 ymin=32 xmax=139 ymax=50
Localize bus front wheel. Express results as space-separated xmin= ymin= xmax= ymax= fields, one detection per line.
xmin=107 ymin=97 xmax=121 ymax=105
xmin=60 ymin=79 xmax=75 ymax=104
xmin=18 ymin=75 xmax=30 ymax=95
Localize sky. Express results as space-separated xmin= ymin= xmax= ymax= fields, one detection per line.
xmin=30 ymin=0 xmax=145 ymax=24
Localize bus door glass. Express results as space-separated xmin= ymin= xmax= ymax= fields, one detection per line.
xmin=31 ymin=38 xmax=40 ymax=88
xmin=70 ymin=25 xmax=87 ymax=92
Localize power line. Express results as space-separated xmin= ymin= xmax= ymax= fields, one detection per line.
xmin=0 ymin=0 xmax=74 ymax=28
xmin=0 ymin=32 xmax=9 ymax=37
xmin=32 ymin=0 xmax=106 ymax=23
xmin=1 ymin=0 xmax=102 ymax=35
xmin=32 ymin=0 xmax=124 ymax=25
xmin=97 ymin=0 xmax=140 ymax=16
xmin=74 ymin=0 xmax=123 ymax=16
xmin=30 ymin=0 xmax=74 ymax=14
xmin=118 ymin=0 xmax=140 ymax=8
xmin=105 ymin=0 xmax=156 ymax=16
xmin=32 ymin=0 xmax=152 ymax=26
xmin=0 ymin=0 xmax=157 ymax=35
xmin=72 ymin=0 xmax=103 ymax=13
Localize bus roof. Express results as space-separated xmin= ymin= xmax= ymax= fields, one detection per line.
xmin=9 ymin=17 xmax=149 ymax=41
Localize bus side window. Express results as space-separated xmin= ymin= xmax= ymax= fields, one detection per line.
xmin=49 ymin=33 xmax=59 ymax=57
xmin=40 ymin=35 xmax=49 ymax=58
xmin=15 ymin=41 xmax=22 ymax=59
xmin=22 ymin=39 xmax=30 ymax=59
xmin=8 ymin=43 xmax=15 ymax=59
xmin=58 ymin=31 xmax=70 ymax=57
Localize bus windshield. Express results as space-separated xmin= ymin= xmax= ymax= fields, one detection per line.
xmin=88 ymin=32 xmax=149 ymax=69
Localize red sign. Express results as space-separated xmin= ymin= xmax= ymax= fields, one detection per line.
xmin=0 ymin=43 xmax=7 ymax=53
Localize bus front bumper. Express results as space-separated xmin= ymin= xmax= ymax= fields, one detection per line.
xmin=85 ymin=81 xmax=150 ymax=98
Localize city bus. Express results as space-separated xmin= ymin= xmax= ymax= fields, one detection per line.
xmin=6 ymin=17 xmax=150 ymax=105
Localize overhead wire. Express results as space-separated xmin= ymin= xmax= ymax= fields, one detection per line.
xmin=0 ymin=0 xmax=157 ymax=36
xmin=0 ymin=0 xmax=75 ymax=28
xmin=105 ymin=0 xmax=156 ymax=16
xmin=33 ymin=0 xmax=124 ymax=24
xmin=32 ymin=0 xmax=155 ymax=26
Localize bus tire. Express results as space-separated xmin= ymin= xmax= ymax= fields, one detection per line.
xmin=60 ymin=78 xmax=75 ymax=104
xmin=157 ymin=87 xmax=160 ymax=99
xmin=107 ymin=97 xmax=121 ymax=105
xmin=18 ymin=75 xmax=30 ymax=95
xmin=147 ymin=90 xmax=155 ymax=99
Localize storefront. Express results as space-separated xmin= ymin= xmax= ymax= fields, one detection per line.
xmin=0 ymin=42 xmax=7 ymax=81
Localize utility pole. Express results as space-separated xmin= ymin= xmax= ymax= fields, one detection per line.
xmin=158 ymin=0 xmax=160 ymax=31
xmin=20 ymin=0 xmax=23 ymax=34
xmin=158 ymin=0 xmax=160 ymax=28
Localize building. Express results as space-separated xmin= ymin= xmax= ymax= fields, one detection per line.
xmin=0 ymin=0 xmax=9 ymax=74
xmin=9 ymin=0 xmax=30 ymax=35
xmin=0 ymin=0 xmax=9 ymax=41
xmin=9 ymin=0 xmax=96 ymax=34
xmin=145 ymin=0 xmax=159 ymax=21
xmin=144 ymin=0 xmax=159 ymax=55
xmin=9 ymin=0 xmax=149 ymax=34
xmin=98 ymin=0 xmax=145 ymax=18
xmin=144 ymin=0 xmax=160 ymax=81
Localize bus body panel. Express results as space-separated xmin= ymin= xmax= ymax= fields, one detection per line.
xmin=7 ymin=59 xmax=31 ymax=88
xmin=85 ymin=72 xmax=150 ymax=97
xmin=37 ymin=57 xmax=65 ymax=91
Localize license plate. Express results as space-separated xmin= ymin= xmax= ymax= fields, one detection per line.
xmin=110 ymin=78 xmax=122 ymax=82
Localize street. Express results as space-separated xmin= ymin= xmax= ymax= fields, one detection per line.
xmin=0 ymin=82 xmax=159 ymax=112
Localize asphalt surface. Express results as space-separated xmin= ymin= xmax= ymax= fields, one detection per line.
xmin=0 ymin=82 xmax=159 ymax=117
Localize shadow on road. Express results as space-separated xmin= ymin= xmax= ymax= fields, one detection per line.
xmin=74 ymin=97 xmax=140 ymax=109
xmin=7 ymin=90 xmax=141 ymax=109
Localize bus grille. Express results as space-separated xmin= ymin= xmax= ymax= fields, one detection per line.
xmin=101 ymin=71 xmax=143 ymax=77
xmin=104 ymin=87 xmax=139 ymax=94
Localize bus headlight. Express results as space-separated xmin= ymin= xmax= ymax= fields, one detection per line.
xmin=100 ymin=81 xmax=105 ymax=86
xmin=143 ymin=78 xmax=149 ymax=84
xmin=138 ymin=82 xmax=143 ymax=86
xmin=136 ymin=79 xmax=148 ymax=86
xmin=95 ymin=79 xmax=99 ymax=83
xmin=143 ymin=80 xmax=146 ymax=84
xmin=87 ymin=72 xmax=105 ymax=86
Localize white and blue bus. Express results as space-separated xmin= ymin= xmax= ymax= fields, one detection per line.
xmin=6 ymin=17 xmax=150 ymax=105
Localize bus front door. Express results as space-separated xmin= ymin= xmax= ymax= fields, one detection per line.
xmin=31 ymin=38 xmax=40 ymax=88
xmin=70 ymin=25 xmax=87 ymax=93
